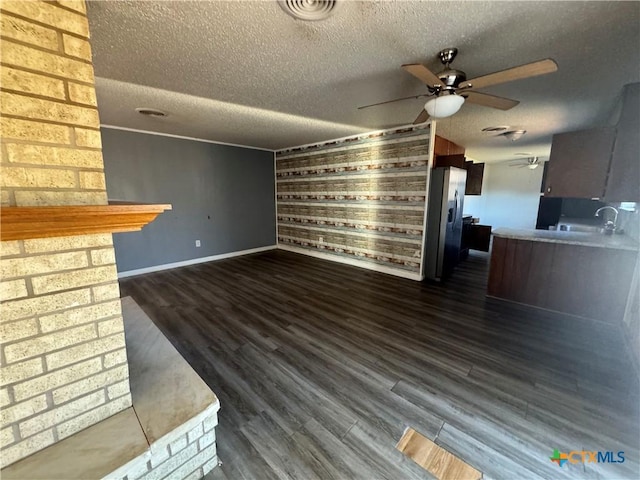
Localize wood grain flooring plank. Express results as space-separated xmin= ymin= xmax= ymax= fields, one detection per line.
xmin=215 ymin=422 xmax=281 ymax=480
xmin=203 ymin=464 xmax=229 ymax=480
xmin=239 ymin=343 xmax=359 ymax=440
xmin=265 ymin=316 xmax=401 ymax=392
xmin=581 ymin=450 xmax=640 ymax=480
xmin=435 ymin=423 xmax=544 ymax=480
xmin=295 ymin=418 xmax=386 ymax=480
xmin=282 ymin=322 xmax=404 ymax=385
xmin=240 ymin=412 xmax=324 ymax=480
xmin=525 ymin=403 xmax=639 ymax=460
xmin=189 ymin=348 xmax=266 ymax=427
xmin=119 ymin=249 xmax=639 ymax=480
xmin=284 ymin=323 xmax=399 ymax=391
xmin=397 ymin=428 xmax=482 ymax=480
xmin=206 ymin=342 xmax=309 ymax=436
xmin=240 ymin=345 xmax=355 ymax=438
xmin=385 ymin=361 xmax=529 ymax=419
xmin=283 ymin=300 xmax=478 ymax=380
xmin=271 ymin=343 xmax=444 ymax=442
xmin=342 ymin=419 xmax=437 ymax=480
xmin=391 ymin=379 xmax=580 ymax=480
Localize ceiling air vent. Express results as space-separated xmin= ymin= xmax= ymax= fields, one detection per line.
xmin=278 ymin=0 xmax=340 ymax=21
xmin=135 ymin=108 xmax=167 ymax=117
xmin=481 ymin=126 xmax=510 ymax=132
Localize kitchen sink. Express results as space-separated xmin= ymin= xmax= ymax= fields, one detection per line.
xmin=555 ymin=223 xmax=602 ymax=233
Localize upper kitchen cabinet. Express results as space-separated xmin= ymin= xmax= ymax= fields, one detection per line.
xmin=605 ymin=82 xmax=640 ymax=202
xmin=544 ymin=82 xmax=639 ymax=201
xmin=433 ymin=135 xmax=484 ymax=195
xmin=435 ymin=154 xmax=466 ymax=169
xmin=434 ymin=135 xmax=465 ymax=157
xmin=544 ymin=127 xmax=616 ymax=199
xmin=465 ymin=161 xmax=484 ymax=195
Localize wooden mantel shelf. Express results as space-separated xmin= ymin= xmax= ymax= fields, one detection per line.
xmin=1 ymin=202 xmax=172 ymax=241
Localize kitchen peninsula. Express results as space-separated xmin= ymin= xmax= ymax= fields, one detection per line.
xmin=488 ymin=228 xmax=639 ymax=323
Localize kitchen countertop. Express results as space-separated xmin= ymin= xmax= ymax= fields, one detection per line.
xmin=492 ymin=228 xmax=639 ymax=251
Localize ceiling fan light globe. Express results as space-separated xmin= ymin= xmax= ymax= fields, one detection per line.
xmin=527 ymin=163 xmax=539 ymax=170
xmin=424 ymin=95 xmax=465 ymax=119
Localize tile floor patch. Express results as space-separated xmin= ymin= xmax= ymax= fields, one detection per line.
xmin=397 ymin=427 xmax=482 ymax=480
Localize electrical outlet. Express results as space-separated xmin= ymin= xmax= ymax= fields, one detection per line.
xmin=195 ymin=240 xmax=201 ymax=247
xmin=319 ymin=236 xmax=324 ymax=243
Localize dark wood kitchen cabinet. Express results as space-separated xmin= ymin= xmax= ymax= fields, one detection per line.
xmin=544 ymin=82 xmax=639 ymax=202
xmin=488 ymin=235 xmax=637 ymax=323
xmin=462 ymin=223 xmax=491 ymax=252
xmin=434 ymin=135 xmax=465 ymax=157
xmin=465 ymin=161 xmax=484 ymax=195
xmin=435 ymin=154 xmax=466 ymax=169
xmin=605 ymin=82 xmax=640 ymax=202
xmin=543 ymin=127 xmax=616 ymax=199
xmin=433 ymin=135 xmax=484 ymax=194
xmin=435 ymin=157 xmax=485 ymax=195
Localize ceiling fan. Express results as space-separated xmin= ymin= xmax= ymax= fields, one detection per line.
xmin=358 ymin=48 xmax=558 ymax=124
xmin=508 ymin=156 xmax=544 ymax=169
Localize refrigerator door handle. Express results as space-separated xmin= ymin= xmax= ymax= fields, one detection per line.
xmin=453 ymin=189 xmax=459 ymax=223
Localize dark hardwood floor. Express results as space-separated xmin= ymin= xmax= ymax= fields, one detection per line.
xmin=119 ymin=250 xmax=640 ymax=480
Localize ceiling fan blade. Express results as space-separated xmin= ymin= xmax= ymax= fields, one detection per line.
xmin=402 ymin=63 xmax=443 ymax=87
xmin=413 ymin=109 xmax=430 ymax=124
xmin=357 ymin=93 xmax=431 ymax=110
xmin=462 ymin=91 xmax=520 ymax=110
xmin=461 ymin=58 xmax=558 ymax=91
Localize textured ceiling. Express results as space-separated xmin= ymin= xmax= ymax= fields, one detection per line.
xmin=87 ymin=1 xmax=639 ymax=161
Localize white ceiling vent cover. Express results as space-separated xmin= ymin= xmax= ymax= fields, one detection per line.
xmin=135 ymin=107 xmax=167 ymax=117
xmin=278 ymin=0 xmax=340 ymax=21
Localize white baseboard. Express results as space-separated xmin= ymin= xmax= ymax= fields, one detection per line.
xmin=277 ymin=245 xmax=423 ymax=281
xmin=117 ymin=245 xmax=277 ymax=278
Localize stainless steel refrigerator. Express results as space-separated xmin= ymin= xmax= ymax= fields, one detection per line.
xmin=424 ymin=167 xmax=467 ymax=281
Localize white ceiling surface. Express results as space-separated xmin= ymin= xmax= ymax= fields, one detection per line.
xmin=87 ymin=1 xmax=639 ymax=160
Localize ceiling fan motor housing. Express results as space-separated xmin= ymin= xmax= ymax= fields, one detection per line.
xmin=438 ymin=69 xmax=467 ymax=89
xmin=435 ymin=48 xmax=466 ymax=90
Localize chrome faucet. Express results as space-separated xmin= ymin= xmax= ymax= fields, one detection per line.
xmin=595 ymin=206 xmax=619 ymax=234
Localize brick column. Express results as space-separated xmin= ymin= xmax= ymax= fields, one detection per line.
xmin=1 ymin=1 xmax=132 ymax=467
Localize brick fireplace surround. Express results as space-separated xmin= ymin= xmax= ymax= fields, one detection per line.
xmin=0 ymin=2 xmax=219 ymax=478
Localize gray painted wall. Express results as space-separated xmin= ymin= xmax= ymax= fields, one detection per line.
xmin=101 ymin=128 xmax=276 ymax=272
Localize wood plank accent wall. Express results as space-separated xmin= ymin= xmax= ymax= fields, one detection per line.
xmin=275 ymin=126 xmax=431 ymax=275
